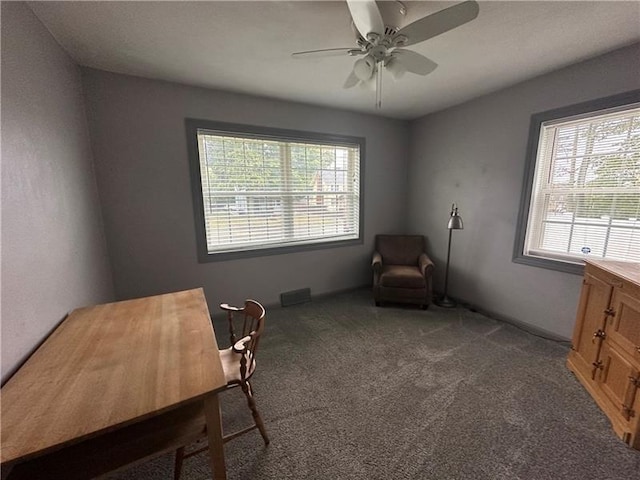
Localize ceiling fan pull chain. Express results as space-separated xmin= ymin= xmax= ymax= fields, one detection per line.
xmin=376 ymin=61 xmax=383 ymax=109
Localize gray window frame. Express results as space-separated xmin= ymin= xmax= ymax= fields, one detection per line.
xmin=513 ymin=89 xmax=640 ymax=274
xmin=186 ymin=118 xmax=365 ymax=263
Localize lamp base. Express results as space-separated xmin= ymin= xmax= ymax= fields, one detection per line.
xmin=434 ymin=295 xmax=457 ymax=308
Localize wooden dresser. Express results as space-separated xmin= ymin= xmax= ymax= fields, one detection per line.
xmin=567 ymin=259 xmax=640 ymax=449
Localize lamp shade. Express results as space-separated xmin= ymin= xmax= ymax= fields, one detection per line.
xmin=354 ymin=55 xmax=375 ymax=81
xmin=447 ymin=206 xmax=464 ymax=230
xmin=386 ymin=57 xmax=407 ymax=80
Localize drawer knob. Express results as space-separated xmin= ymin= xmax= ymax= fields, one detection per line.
xmin=592 ymin=330 xmax=606 ymax=343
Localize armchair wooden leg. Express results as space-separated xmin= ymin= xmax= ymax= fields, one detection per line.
xmin=242 ymin=381 xmax=270 ymax=445
xmin=174 ymin=447 xmax=185 ymax=480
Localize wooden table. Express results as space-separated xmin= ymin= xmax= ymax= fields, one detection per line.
xmin=1 ymin=288 xmax=227 ymax=479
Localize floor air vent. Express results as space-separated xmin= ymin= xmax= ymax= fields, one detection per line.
xmin=280 ymin=288 xmax=311 ymax=307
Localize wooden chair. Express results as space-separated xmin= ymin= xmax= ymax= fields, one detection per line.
xmin=173 ymin=300 xmax=270 ymax=480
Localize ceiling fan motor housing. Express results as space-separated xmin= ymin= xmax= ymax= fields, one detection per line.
xmin=360 ymin=30 xmax=406 ymax=65
xmin=369 ymin=45 xmax=387 ymax=62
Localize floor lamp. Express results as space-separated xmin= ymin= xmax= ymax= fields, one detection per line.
xmin=435 ymin=203 xmax=464 ymax=308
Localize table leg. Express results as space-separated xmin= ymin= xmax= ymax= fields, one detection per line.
xmin=203 ymin=393 xmax=226 ymax=480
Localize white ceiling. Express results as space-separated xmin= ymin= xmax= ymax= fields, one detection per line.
xmin=28 ymin=1 xmax=640 ymax=120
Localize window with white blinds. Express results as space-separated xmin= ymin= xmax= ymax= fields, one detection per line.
xmin=187 ymin=121 xmax=363 ymax=260
xmin=523 ymin=103 xmax=640 ymax=265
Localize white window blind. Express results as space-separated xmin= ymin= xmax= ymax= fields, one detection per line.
xmin=524 ymin=105 xmax=640 ymax=263
xmin=196 ymin=129 xmax=361 ymax=255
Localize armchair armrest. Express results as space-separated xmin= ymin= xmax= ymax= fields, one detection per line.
xmin=232 ymin=335 xmax=252 ymax=354
xmin=418 ymin=253 xmax=434 ymax=277
xmin=372 ymin=251 xmax=382 ymax=273
xmin=220 ymin=302 xmax=245 ymax=346
xmin=220 ymin=303 xmax=243 ymax=312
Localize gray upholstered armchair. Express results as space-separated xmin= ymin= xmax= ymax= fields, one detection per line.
xmin=372 ymin=235 xmax=434 ymax=309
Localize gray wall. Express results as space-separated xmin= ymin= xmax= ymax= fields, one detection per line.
xmin=81 ymin=69 xmax=410 ymax=308
xmin=1 ymin=3 xmax=114 ymax=382
xmin=408 ymin=43 xmax=640 ymax=339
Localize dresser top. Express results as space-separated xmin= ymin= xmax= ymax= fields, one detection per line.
xmin=585 ymin=259 xmax=640 ymax=287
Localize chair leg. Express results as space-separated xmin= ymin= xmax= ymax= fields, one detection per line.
xmin=174 ymin=447 xmax=185 ymax=480
xmin=242 ymin=381 xmax=270 ymax=445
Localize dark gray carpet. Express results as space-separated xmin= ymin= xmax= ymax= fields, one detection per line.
xmin=108 ymin=289 xmax=640 ymax=480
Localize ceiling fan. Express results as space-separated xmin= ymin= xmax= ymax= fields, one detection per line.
xmin=292 ymin=0 xmax=480 ymax=108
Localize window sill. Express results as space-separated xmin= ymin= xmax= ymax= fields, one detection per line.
xmin=197 ymin=237 xmax=363 ymax=263
xmin=512 ymin=253 xmax=585 ymax=275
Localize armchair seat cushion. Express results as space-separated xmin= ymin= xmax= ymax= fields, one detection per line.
xmin=380 ymin=265 xmax=426 ymax=289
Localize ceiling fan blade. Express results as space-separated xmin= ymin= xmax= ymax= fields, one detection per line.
xmin=343 ymin=69 xmax=360 ymax=89
xmin=292 ymin=48 xmax=362 ymax=58
xmin=353 ymin=55 xmax=375 ymax=81
xmin=394 ymin=0 xmax=479 ymax=47
xmin=346 ymin=0 xmax=384 ymax=39
xmin=390 ymin=49 xmax=438 ymax=76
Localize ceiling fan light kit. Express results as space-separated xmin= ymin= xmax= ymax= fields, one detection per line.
xmin=292 ymin=0 xmax=480 ymax=109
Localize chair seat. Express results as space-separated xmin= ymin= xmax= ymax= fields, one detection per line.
xmin=219 ymin=347 xmax=256 ymax=384
xmin=380 ymin=265 xmax=426 ymax=289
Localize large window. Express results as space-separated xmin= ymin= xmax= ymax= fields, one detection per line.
xmin=514 ymin=91 xmax=640 ymax=273
xmin=186 ymin=120 xmax=364 ymax=261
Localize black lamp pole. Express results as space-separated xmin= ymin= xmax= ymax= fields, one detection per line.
xmin=435 ymin=203 xmax=463 ymax=308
